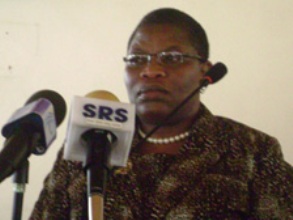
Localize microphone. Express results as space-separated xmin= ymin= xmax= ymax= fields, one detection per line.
xmin=201 ymin=62 xmax=227 ymax=85
xmin=137 ymin=62 xmax=228 ymax=146
xmin=0 ymin=90 xmax=66 ymax=182
xmin=63 ymin=90 xmax=135 ymax=168
xmin=64 ymin=90 xmax=135 ymax=220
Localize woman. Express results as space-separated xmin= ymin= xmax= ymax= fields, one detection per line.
xmin=30 ymin=8 xmax=293 ymax=219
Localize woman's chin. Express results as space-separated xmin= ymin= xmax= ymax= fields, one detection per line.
xmin=137 ymin=105 xmax=170 ymax=124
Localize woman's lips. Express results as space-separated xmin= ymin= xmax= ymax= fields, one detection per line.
xmin=137 ymin=87 xmax=168 ymax=101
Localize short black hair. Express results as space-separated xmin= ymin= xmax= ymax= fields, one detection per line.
xmin=127 ymin=8 xmax=209 ymax=61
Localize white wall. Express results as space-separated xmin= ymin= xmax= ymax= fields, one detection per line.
xmin=0 ymin=1 xmax=292 ymax=219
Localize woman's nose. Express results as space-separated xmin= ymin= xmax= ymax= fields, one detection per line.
xmin=140 ymin=59 xmax=166 ymax=78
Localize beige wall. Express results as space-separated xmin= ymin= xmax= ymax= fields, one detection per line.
xmin=0 ymin=1 xmax=292 ymax=219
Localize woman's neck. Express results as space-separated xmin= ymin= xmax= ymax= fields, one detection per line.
xmin=136 ymin=111 xmax=199 ymax=155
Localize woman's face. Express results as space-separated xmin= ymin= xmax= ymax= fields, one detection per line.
xmin=124 ymin=24 xmax=208 ymax=125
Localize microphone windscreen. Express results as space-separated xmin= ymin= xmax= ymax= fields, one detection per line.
xmin=204 ymin=62 xmax=227 ymax=84
xmin=25 ymin=90 xmax=67 ymax=126
xmin=85 ymin=90 xmax=119 ymax=102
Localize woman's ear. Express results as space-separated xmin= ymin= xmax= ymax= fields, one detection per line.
xmin=200 ymin=61 xmax=213 ymax=76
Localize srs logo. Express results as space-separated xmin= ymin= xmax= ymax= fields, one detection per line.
xmin=82 ymin=104 xmax=128 ymax=123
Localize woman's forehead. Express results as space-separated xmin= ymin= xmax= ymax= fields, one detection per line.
xmin=128 ymin=24 xmax=193 ymax=53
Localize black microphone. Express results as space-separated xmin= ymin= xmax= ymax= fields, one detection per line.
xmin=136 ymin=62 xmax=228 ymax=146
xmin=0 ymin=90 xmax=66 ymax=182
xmin=201 ymin=62 xmax=227 ymax=85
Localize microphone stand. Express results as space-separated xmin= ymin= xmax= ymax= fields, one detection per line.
xmin=82 ymin=129 xmax=116 ymax=220
xmin=12 ymin=160 xmax=29 ymax=220
xmin=0 ymin=128 xmax=34 ymax=220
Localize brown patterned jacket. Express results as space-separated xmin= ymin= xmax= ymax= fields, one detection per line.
xmin=30 ymin=105 xmax=293 ymax=219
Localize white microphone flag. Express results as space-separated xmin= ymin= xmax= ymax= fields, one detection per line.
xmin=64 ymin=96 xmax=135 ymax=167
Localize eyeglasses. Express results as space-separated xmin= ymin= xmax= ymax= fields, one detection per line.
xmin=123 ymin=51 xmax=204 ymax=67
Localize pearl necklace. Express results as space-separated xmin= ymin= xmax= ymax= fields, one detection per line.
xmin=138 ymin=128 xmax=190 ymax=144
